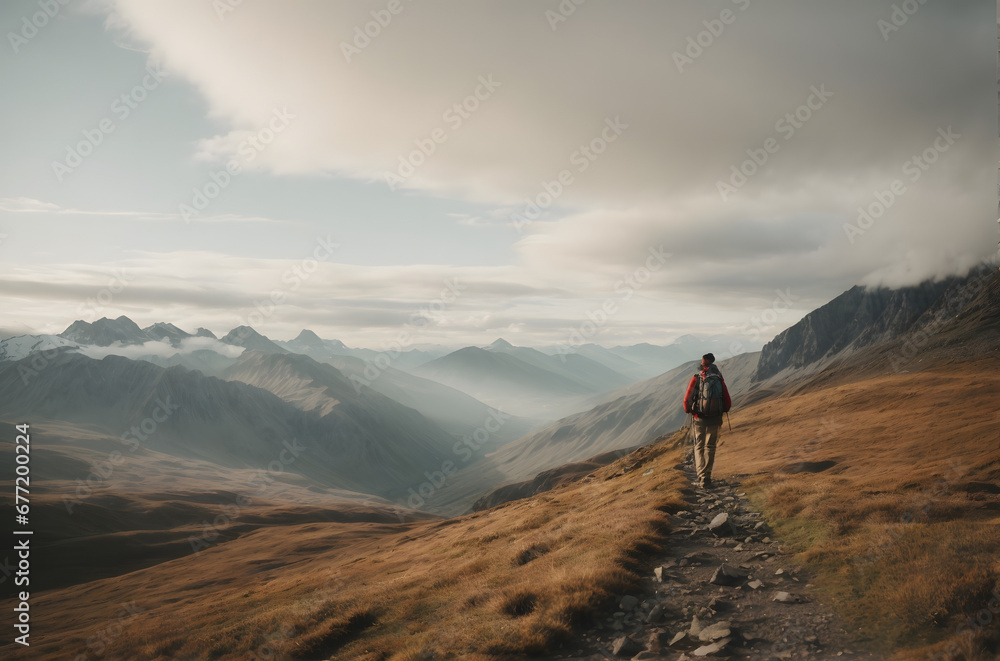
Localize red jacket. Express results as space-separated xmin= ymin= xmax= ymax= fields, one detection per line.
xmin=683 ymin=366 xmax=732 ymax=420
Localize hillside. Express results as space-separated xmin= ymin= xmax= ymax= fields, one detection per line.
xmin=412 ymin=346 xmax=599 ymax=419
xmin=320 ymin=352 xmax=536 ymax=446
xmin=0 ymin=431 xmax=691 ymax=661
xmin=478 ymin=351 xmax=759 ymax=486
xmin=695 ymin=268 xmax=1000 ymax=658
xmin=0 ymin=419 xmax=409 ymax=593
xmin=483 ymin=338 xmax=635 ymax=393
xmin=221 ymin=350 xmax=469 ymax=459
xmin=0 ymin=270 xmax=995 ymax=659
xmin=407 ymin=351 xmax=758 ymax=517
xmin=0 ymin=353 xmax=458 ymax=500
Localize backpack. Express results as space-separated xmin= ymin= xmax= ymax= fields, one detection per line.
xmin=693 ymin=370 xmax=724 ymax=418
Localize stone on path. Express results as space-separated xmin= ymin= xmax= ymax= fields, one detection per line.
xmin=610 ymin=634 xmax=640 ymax=657
xmin=645 ymin=603 xmax=664 ymax=624
xmin=709 ymin=563 xmax=748 ymax=586
xmin=707 ymin=512 xmax=735 ymax=536
xmin=692 ymin=637 xmax=732 ymax=656
xmin=697 ymin=620 xmax=732 ymax=642
xmin=689 ymin=614 xmax=704 ymax=636
xmin=619 ymin=594 xmax=639 ymax=611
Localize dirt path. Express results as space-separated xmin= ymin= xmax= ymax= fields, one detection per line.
xmin=544 ymin=455 xmax=886 ymax=660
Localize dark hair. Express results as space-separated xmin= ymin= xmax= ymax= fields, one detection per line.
xmin=702 ymin=353 xmax=715 ymax=364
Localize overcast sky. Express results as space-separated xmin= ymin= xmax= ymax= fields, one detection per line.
xmin=0 ymin=0 xmax=996 ymax=348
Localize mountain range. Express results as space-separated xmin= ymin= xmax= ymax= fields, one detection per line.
xmin=2 ymin=267 xmax=996 ymax=517
xmin=1 ymin=266 xmax=998 ymax=660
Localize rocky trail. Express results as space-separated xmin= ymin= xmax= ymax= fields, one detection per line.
xmin=545 ymin=453 xmax=884 ymax=660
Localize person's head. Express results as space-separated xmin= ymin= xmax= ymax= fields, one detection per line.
xmin=701 ymin=353 xmax=715 ymax=369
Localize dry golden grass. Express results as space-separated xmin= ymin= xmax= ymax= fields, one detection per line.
xmin=0 ymin=434 xmax=689 ymax=660
xmin=716 ymin=357 xmax=1000 ymax=659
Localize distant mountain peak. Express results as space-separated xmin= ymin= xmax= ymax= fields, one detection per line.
xmin=59 ymin=316 xmax=150 ymax=346
xmin=294 ymin=329 xmax=325 ymax=346
xmin=143 ymin=322 xmax=192 ymax=346
xmin=195 ymin=328 xmax=217 ymax=339
xmin=221 ymin=326 xmax=286 ymax=353
xmin=487 ymin=338 xmax=514 ymax=350
xmin=145 ymin=321 xmax=182 ymax=331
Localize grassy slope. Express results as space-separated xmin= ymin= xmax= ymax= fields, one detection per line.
xmin=714 ymin=356 xmax=1000 ymax=659
xmin=0 ymin=433 xmax=689 ymax=661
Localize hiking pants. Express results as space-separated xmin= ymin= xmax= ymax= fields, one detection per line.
xmin=693 ymin=419 xmax=721 ymax=482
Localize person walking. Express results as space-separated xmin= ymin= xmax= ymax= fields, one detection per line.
xmin=682 ymin=353 xmax=732 ymax=489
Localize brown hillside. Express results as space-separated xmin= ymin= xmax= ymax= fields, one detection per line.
xmin=714 ymin=353 xmax=1000 ymax=658
xmin=0 ymin=434 xmax=690 ymax=660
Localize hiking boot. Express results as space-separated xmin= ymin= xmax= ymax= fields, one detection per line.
xmin=702 ymin=477 xmax=714 ymax=489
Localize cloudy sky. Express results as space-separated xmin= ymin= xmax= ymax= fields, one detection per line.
xmin=0 ymin=0 xmax=996 ymax=349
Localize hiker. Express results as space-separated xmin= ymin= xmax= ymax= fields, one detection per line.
xmin=682 ymin=353 xmax=732 ymax=489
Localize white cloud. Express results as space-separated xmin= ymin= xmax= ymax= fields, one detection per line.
xmin=100 ymin=0 xmax=996 ymax=292
xmin=78 ymin=335 xmax=245 ymax=360
xmin=4 ymin=1 xmax=995 ymax=348
xmin=0 ymin=197 xmax=61 ymax=212
xmin=0 ymin=198 xmax=289 ymax=224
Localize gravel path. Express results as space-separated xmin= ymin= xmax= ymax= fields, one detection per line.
xmin=544 ymin=455 xmax=886 ymax=660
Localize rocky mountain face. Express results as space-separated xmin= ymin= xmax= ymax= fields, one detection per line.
xmin=752 ymin=267 xmax=994 ymax=382
xmin=143 ymin=322 xmax=192 ymax=346
xmin=59 ymin=316 xmax=153 ymax=346
xmin=221 ymin=325 xmax=288 ymax=353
